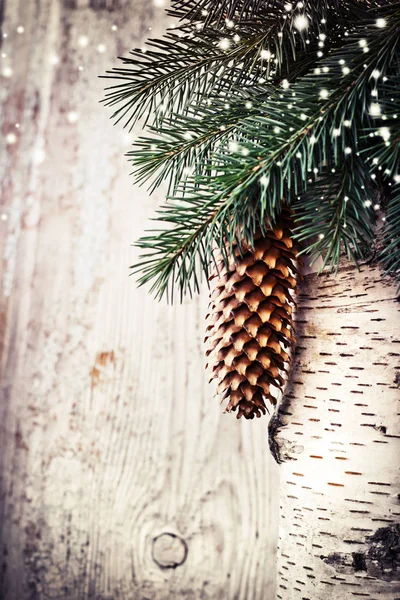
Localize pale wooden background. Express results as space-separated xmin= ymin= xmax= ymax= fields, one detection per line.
xmin=0 ymin=1 xmax=278 ymax=598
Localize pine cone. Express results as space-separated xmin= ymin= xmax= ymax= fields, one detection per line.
xmin=205 ymin=216 xmax=298 ymax=419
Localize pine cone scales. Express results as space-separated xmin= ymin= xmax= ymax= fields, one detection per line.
xmin=205 ymin=218 xmax=298 ymax=420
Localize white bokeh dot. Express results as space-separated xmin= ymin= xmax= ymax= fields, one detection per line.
xmin=2 ymin=66 xmax=13 ymax=78
xmin=78 ymin=35 xmax=89 ymax=48
xmin=6 ymin=132 xmax=17 ymax=145
xmin=67 ymin=111 xmax=79 ymax=124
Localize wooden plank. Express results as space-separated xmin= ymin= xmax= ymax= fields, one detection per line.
xmin=0 ymin=1 xmax=278 ymax=598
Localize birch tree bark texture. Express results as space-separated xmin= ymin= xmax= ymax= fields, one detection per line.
xmin=272 ymin=262 xmax=400 ymax=599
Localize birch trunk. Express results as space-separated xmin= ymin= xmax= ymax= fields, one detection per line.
xmin=272 ymin=262 xmax=400 ymax=599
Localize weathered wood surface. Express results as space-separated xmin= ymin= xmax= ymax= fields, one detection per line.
xmin=0 ymin=1 xmax=278 ymax=599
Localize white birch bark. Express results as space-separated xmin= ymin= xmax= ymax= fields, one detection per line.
xmin=272 ymin=262 xmax=400 ymax=599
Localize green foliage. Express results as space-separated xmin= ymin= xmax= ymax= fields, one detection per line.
xmin=132 ymin=181 xmax=258 ymax=301
xmin=103 ymin=0 xmax=367 ymax=129
xmin=103 ymin=0 xmax=400 ymax=299
xmin=128 ymin=85 xmax=274 ymax=193
xmin=379 ymin=184 xmax=400 ymax=283
xmin=168 ymin=0 xmax=366 ymax=27
xmin=293 ymin=159 xmax=375 ymax=270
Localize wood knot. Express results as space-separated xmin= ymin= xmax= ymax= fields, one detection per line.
xmin=152 ymin=533 xmax=188 ymax=569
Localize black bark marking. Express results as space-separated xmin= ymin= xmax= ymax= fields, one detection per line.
xmin=323 ymin=526 xmax=400 ymax=581
xmin=352 ymin=552 xmax=367 ymax=572
xmin=373 ymin=424 xmax=387 ymax=434
xmin=268 ymin=382 xmax=305 ymax=462
xmin=268 ymin=412 xmax=285 ymax=464
xmin=322 ymin=551 xmax=367 ymax=574
xmin=366 ymin=524 xmax=400 ymax=581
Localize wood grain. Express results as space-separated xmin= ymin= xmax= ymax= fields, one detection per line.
xmin=0 ymin=1 xmax=278 ymax=598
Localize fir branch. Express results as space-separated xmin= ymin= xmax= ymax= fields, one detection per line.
xmin=169 ymin=0 xmax=269 ymax=24
xmin=101 ymin=0 xmax=400 ymax=299
xmin=198 ymin=17 xmax=400 ymax=218
xmin=127 ymin=86 xmax=273 ymax=193
xmin=293 ymin=159 xmax=375 ymax=271
xmin=378 ymin=183 xmax=400 ymax=285
xmin=102 ymin=0 xmax=363 ymax=130
xmin=365 ymin=74 xmax=400 ymax=178
xmin=129 ymin=11 xmax=400 ymax=298
xmin=131 ymin=183 xmax=260 ymax=300
xmin=102 ymin=29 xmax=267 ymax=129
xmin=169 ymin=0 xmax=371 ymax=27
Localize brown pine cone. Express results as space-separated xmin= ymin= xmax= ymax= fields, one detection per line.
xmin=205 ymin=216 xmax=298 ymax=419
